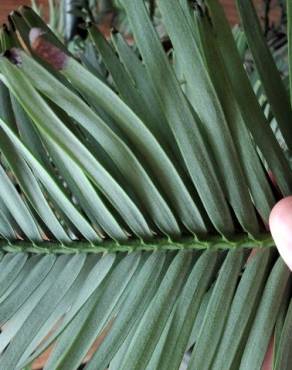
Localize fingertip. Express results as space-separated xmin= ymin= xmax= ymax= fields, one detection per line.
xmin=269 ymin=196 xmax=292 ymax=270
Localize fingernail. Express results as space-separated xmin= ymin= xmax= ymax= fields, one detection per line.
xmin=269 ymin=196 xmax=292 ymax=270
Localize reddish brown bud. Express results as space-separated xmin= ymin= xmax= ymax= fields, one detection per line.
xmin=29 ymin=28 xmax=68 ymax=70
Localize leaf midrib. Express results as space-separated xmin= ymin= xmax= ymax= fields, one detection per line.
xmin=0 ymin=233 xmax=274 ymax=254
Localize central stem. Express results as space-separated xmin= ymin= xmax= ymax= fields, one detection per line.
xmin=0 ymin=233 xmax=274 ymax=254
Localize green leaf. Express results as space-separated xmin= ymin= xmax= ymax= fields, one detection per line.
xmin=10 ymin=94 xmax=56 ymax=174
xmin=85 ymin=251 xmax=167 ymax=369
xmin=110 ymin=31 xmax=182 ymax=157
xmin=145 ymin=308 xmax=176 ymax=370
xmin=97 ymin=28 xmax=187 ymax=180
xmin=192 ymin=9 xmax=275 ymax=223
xmin=236 ymin=0 xmax=292 ymax=152
xmin=0 ymin=119 xmax=101 ymax=243
xmin=0 ymin=163 xmax=42 ymax=242
xmin=205 ymin=0 xmax=292 ymax=196
xmin=18 ymin=253 xmax=115 ymax=368
xmin=0 ymin=81 xmax=18 ymax=133
xmin=0 ymin=3 xmax=290 ymax=370
xmin=273 ymin=290 xmax=290 ymax=368
xmin=90 ymin=27 xmax=209 ymax=234
xmin=239 ymin=258 xmax=290 ymax=370
xmin=45 ymin=252 xmax=141 ymax=370
xmin=0 ymin=210 xmax=17 ymax=240
xmin=0 ymin=253 xmax=28 ymax=298
xmin=43 ymin=137 xmax=127 ymax=240
xmin=274 ymin=298 xmax=292 ymax=370
xmin=118 ymin=251 xmax=192 ymax=369
xmin=187 ymin=285 xmax=214 ymax=350
xmin=15 ymin=52 xmax=182 ymax=238
xmin=0 ymin=255 xmax=44 ymax=303
xmin=212 ymin=249 xmax=272 ymax=369
xmin=0 ymin=254 xmax=86 ymax=369
xmin=55 ymin=53 xmax=212 ymax=236
xmin=18 ymin=256 xmax=101 ymax=364
xmin=121 ymin=0 xmax=235 ymax=236
xmin=0 ymin=58 xmax=152 ymax=239
xmin=187 ymin=249 xmax=245 ymax=369
xmin=0 ymin=127 xmax=70 ymax=242
xmin=157 ymin=251 xmax=219 ymax=370
xmin=0 ymin=255 xmax=73 ymax=353
xmin=0 ymin=255 xmax=55 ymax=325
xmin=156 ymin=0 xmax=259 ymax=236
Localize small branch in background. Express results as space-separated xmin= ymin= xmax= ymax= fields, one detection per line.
xmin=83 ymin=0 xmax=95 ymax=24
xmin=264 ymin=0 xmax=272 ymax=35
xmin=149 ymin=0 xmax=156 ymax=20
xmin=279 ymin=0 xmax=287 ymax=27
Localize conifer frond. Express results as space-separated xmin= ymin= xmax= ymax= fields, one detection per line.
xmin=0 ymin=1 xmax=291 ymax=368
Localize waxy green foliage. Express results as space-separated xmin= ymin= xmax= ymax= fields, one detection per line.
xmin=0 ymin=1 xmax=291 ymax=369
